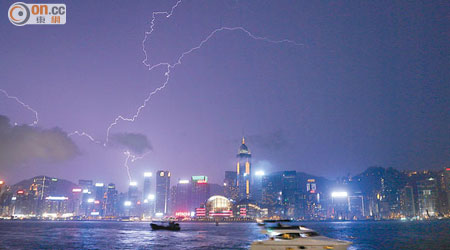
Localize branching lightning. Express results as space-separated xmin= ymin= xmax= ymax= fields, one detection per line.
xmin=68 ymin=131 xmax=103 ymax=145
xmin=124 ymin=150 xmax=150 ymax=182
xmin=2 ymin=0 xmax=303 ymax=182
xmin=0 ymin=88 xmax=39 ymax=126
xmin=105 ymin=1 xmax=303 ymax=144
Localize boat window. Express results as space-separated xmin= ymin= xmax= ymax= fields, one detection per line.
xmin=275 ymin=233 xmax=302 ymax=240
xmin=300 ymin=231 xmax=320 ymax=237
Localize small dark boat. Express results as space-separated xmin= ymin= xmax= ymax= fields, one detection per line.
xmin=150 ymin=221 xmax=180 ymax=231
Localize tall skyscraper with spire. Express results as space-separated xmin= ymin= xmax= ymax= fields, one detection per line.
xmin=236 ymin=137 xmax=251 ymax=201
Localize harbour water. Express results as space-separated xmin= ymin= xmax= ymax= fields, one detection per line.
xmin=0 ymin=220 xmax=448 ymax=249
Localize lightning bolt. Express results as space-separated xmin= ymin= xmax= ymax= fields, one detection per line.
xmin=105 ymin=0 xmax=303 ymax=143
xmin=3 ymin=0 xmax=303 ymax=183
xmin=68 ymin=130 xmax=103 ymax=145
xmin=0 ymin=88 xmax=39 ymax=126
xmin=124 ymin=150 xmax=150 ymax=182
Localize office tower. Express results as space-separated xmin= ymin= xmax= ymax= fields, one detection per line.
xmin=400 ymin=185 xmax=415 ymax=217
xmin=105 ymin=183 xmax=118 ymax=217
xmin=143 ymin=172 xmax=152 ymax=201
xmin=252 ymin=171 xmax=265 ymax=204
xmin=127 ymin=181 xmax=140 ymax=216
xmin=445 ymin=168 xmax=450 ymax=213
xmin=143 ymin=172 xmax=153 ymax=216
xmin=191 ymin=176 xmax=210 ymax=211
xmin=155 ymin=170 xmax=170 ymax=215
xmin=209 ymin=183 xmax=224 ymax=197
xmin=236 ymin=137 xmax=251 ymax=201
xmin=224 ymin=171 xmax=238 ymax=201
xmin=417 ymin=177 xmax=438 ymax=217
xmin=94 ymin=183 xmax=105 ymax=216
xmin=78 ymin=179 xmax=93 ymax=217
xmin=174 ymin=179 xmax=191 ymax=215
xmin=262 ymin=171 xmax=299 ymax=218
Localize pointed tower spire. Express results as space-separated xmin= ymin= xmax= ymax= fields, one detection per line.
xmin=242 ymin=136 xmax=245 ymax=145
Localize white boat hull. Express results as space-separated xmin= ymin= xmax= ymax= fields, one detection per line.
xmin=251 ymin=240 xmax=350 ymax=250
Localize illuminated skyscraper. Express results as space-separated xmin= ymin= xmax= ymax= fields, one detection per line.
xmin=236 ymin=137 xmax=251 ymax=201
xmin=174 ymin=179 xmax=191 ymax=214
xmin=191 ymin=176 xmax=210 ymax=211
xmin=417 ymin=177 xmax=438 ymax=217
xmin=94 ymin=183 xmax=105 ymax=216
xmin=143 ymin=172 xmax=153 ymax=216
xmin=143 ymin=172 xmax=152 ymax=200
xmin=105 ymin=183 xmax=118 ymax=217
xmin=155 ymin=170 xmax=170 ymax=215
xmin=224 ymin=171 xmax=238 ymax=201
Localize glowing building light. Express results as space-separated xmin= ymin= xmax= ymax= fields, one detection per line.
xmin=87 ymin=198 xmax=95 ymax=203
xmin=11 ymin=197 xmax=17 ymax=201
xmin=179 ymin=180 xmax=189 ymax=184
xmin=160 ymin=172 xmax=164 ymax=177
xmin=95 ymin=183 xmax=104 ymax=187
xmin=175 ymin=211 xmax=190 ymax=217
xmin=223 ymin=183 xmax=227 ymax=186
xmin=255 ymin=171 xmax=265 ymax=176
xmin=91 ymin=212 xmax=100 ymax=216
xmin=144 ymin=172 xmax=153 ymax=177
xmin=82 ymin=189 xmax=89 ymax=194
xmin=155 ymin=212 xmax=163 ymax=217
xmin=331 ymin=192 xmax=348 ymax=198
xmin=143 ymin=199 xmax=149 ymax=203
xmin=43 ymin=213 xmax=57 ymax=218
xmin=148 ymin=194 xmax=155 ymax=200
xmin=17 ymin=190 xmax=24 ymax=194
xmin=129 ymin=181 xmax=138 ymax=186
xmin=94 ymin=200 xmax=100 ymax=204
xmin=192 ymin=176 xmax=208 ymax=182
xmin=124 ymin=201 xmax=132 ymax=207
xmin=0 ymin=180 xmax=4 ymax=185
xmin=46 ymin=196 xmax=69 ymax=201
xmin=72 ymin=188 xmax=82 ymax=193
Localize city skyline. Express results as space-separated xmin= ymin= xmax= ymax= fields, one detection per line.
xmin=1 ymin=0 xmax=448 ymax=191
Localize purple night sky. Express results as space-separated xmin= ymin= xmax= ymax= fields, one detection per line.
xmin=0 ymin=0 xmax=448 ymax=191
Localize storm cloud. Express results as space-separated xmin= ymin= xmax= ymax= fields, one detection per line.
xmin=247 ymin=129 xmax=290 ymax=152
xmin=109 ymin=132 xmax=152 ymax=155
xmin=0 ymin=115 xmax=79 ymax=168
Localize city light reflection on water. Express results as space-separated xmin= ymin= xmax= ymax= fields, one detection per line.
xmin=0 ymin=220 xmax=448 ymax=249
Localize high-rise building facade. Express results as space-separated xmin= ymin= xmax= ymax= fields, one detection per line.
xmin=191 ymin=176 xmax=210 ymax=211
xmin=155 ymin=170 xmax=170 ymax=215
xmin=224 ymin=171 xmax=238 ymax=201
xmin=105 ymin=183 xmax=118 ymax=217
xmin=143 ymin=172 xmax=153 ymax=216
xmin=174 ymin=179 xmax=191 ymax=215
xmin=93 ymin=183 xmax=105 ymax=217
xmin=417 ymin=177 xmax=438 ymax=217
xmin=143 ymin=173 xmax=152 ymax=201
xmin=252 ymin=171 xmax=265 ymax=204
xmin=236 ymin=137 xmax=251 ymax=201
xmin=400 ymin=185 xmax=415 ymax=217
xmin=445 ymin=168 xmax=450 ymax=214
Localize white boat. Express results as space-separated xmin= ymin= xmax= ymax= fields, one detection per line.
xmin=251 ymin=224 xmax=351 ymax=250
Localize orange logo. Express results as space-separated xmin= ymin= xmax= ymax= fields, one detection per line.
xmin=8 ymin=2 xmax=66 ymax=26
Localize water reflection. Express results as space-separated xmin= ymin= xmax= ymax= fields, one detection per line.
xmin=0 ymin=220 xmax=448 ymax=249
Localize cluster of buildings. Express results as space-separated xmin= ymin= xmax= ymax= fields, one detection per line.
xmin=0 ymin=137 xmax=449 ymax=221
